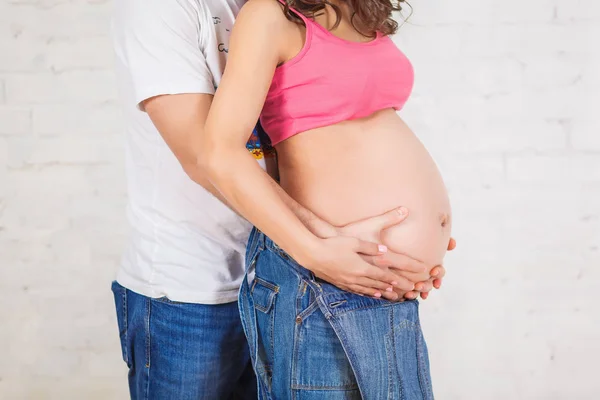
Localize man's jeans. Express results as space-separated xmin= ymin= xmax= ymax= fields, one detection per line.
xmin=239 ymin=229 xmax=434 ymax=400
xmin=111 ymin=281 xmax=256 ymax=400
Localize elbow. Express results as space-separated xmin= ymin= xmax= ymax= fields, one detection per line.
xmin=195 ymin=138 xmax=226 ymax=182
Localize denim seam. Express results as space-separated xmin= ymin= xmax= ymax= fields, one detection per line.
xmin=295 ymin=281 xmax=306 ymax=319
xmin=144 ymin=296 xmax=151 ymax=400
xmin=324 ymin=301 xmax=395 ymax=317
xmin=291 ymin=310 xmax=301 ymax=400
xmin=251 ymin=279 xmax=279 ymax=314
xmin=297 ymin=300 xmax=319 ymax=321
xmin=291 ymin=384 xmax=360 ymax=391
xmin=247 ymin=253 xmax=273 ymax=398
xmin=385 ymin=335 xmax=394 ymax=399
xmin=386 ymin=307 xmax=395 ymax=400
xmin=145 ymin=297 xmax=151 ymax=368
xmin=266 ymin=245 xmax=315 ymax=281
xmin=121 ymin=285 xmax=129 ymax=366
xmin=269 ymin=294 xmax=276 ymax=388
xmin=416 ymin=302 xmax=432 ymax=399
xmin=387 ymin=319 xmax=425 ymax=400
xmin=416 ymin=329 xmax=428 ymax=399
xmin=316 ymin=299 xmax=363 ymax=396
xmin=253 ymin=277 xmax=280 ymax=292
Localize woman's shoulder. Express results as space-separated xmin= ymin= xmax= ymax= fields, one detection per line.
xmin=238 ymin=0 xmax=289 ymax=24
xmin=234 ymin=0 xmax=300 ymax=46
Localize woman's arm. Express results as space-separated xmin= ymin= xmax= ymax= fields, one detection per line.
xmin=200 ymin=0 xmax=408 ymax=296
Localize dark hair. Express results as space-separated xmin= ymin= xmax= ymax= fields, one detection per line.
xmin=281 ymin=0 xmax=409 ymax=37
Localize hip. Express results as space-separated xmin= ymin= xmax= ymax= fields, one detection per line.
xmin=240 ymin=229 xmax=434 ymax=399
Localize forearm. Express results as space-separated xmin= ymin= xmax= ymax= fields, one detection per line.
xmin=203 ymin=146 xmax=322 ymax=263
xmin=186 ymin=160 xmax=334 ymax=237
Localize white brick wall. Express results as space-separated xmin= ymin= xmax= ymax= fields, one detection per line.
xmin=0 ymin=0 xmax=599 ymax=398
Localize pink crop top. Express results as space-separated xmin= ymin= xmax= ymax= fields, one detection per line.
xmin=260 ymin=1 xmax=415 ymax=146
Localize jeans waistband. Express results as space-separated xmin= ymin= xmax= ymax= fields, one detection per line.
xmin=246 ymin=228 xmax=315 ymax=282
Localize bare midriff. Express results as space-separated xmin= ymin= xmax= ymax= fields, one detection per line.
xmin=276 ymin=109 xmax=452 ymax=268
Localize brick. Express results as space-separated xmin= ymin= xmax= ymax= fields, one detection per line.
xmin=0 ymin=35 xmax=113 ymax=73
xmin=410 ymin=0 xmax=556 ymax=25
xmin=0 ymin=137 xmax=7 ymax=167
xmin=0 ymin=106 xmax=32 ymax=135
xmin=555 ymin=0 xmax=600 ymax=21
xmin=569 ymin=92 xmax=599 ymax=151
xmin=506 ymin=153 xmax=600 ymax=182
xmin=23 ymin=134 xmax=122 ymax=165
xmin=2 ymin=136 xmax=34 ymax=168
xmin=0 ymin=1 xmax=112 ymax=38
xmin=4 ymin=70 xmax=117 ymax=104
xmin=0 ymin=79 xmax=5 ymax=103
xmin=520 ymin=54 xmax=587 ymax=90
xmin=414 ymin=24 xmax=600 ymax=58
xmin=33 ymin=103 xmax=121 ymax=136
xmin=408 ymin=93 xmax=570 ymax=153
xmin=436 ymin=154 xmax=505 ymax=188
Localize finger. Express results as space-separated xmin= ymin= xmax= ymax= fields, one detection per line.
xmin=381 ymin=290 xmax=400 ymax=301
xmin=347 ymin=284 xmax=384 ymax=299
xmin=414 ymin=279 xmax=434 ymax=293
xmin=355 ymin=262 xmax=413 ymax=290
xmin=403 ymin=291 xmax=419 ymax=300
xmin=433 ymin=278 xmax=443 ymax=289
xmin=355 ymin=239 xmax=388 ymax=256
xmin=356 ymin=277 xmax=395 ymax=293
xmin=368 ymin=207 xmax=409 ymax=231
xmin=380 ymin=252 xmax=428 ymax=273
xmin=420 ymin=291 xmax=429 ymax=300
xmin=447 ymin=238 xmax=457 ymax=251
xmin=430 ymin=265 xmax=446 ymax=280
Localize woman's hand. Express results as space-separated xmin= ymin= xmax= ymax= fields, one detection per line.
xmin=334 ymin=211 xmax=456 ymax=301
xmin=302 ymin=236 xmax=415 ymax=300
xmin=404 ymin=237 xmax=456 ymax=300
xmin=305 ymin=207 xmax=433 ymax=301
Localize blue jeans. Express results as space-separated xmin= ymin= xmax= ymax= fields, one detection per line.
xmin=239 ymin=229 xmax=434 ymax=400
xmin=111 ymin=281 xmax=256 ymax=400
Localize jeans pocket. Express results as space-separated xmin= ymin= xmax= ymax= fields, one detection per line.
xmin=385 ymin=319 xmax=433 ymax=400
xmin=292 ymin=303 xmax=360 ymax=397
xmin=111 ymin=281 xmax=130 ymax=367
xmin=251 ymin=277 xmax=279 ymax=391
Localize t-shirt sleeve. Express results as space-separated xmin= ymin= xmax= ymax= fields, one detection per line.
xmin=113 ymin=0 xmax=215 ymax=109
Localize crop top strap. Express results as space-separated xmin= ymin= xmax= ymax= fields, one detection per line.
xmin=276 ymin=0 xmax=311 ymax=25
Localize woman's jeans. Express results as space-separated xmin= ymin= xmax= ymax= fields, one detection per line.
xmin=239 ymin=228 xmax=434 ymax=400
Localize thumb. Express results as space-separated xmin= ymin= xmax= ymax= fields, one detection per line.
xmin=371 ymin=207 xmax=409 ymax=231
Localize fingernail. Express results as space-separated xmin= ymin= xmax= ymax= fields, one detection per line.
xmin=386 ymin=287 xmax=393 ymax=292
xmin=397 ymin=207 xmax=408 ymax=216
xmin=374 ymin=292 xmax=382 ymax=298
xmin=378 ymin=244 xmax=388 ymax=253
xmin=415 ymin=283 xmax=423 ymax=291
xmin=432 ymin=270 xmax=439 ymax=277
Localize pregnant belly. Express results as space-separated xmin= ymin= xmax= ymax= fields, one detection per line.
xmin=277 ymin=109 xmax=452 ymax=268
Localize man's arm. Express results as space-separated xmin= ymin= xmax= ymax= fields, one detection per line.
xmin=143 ymin=94 xmax=334 ymax=244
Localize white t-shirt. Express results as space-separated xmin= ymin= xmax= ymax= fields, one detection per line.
xmin=112 ymin=0 xmax=266 ymax=304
